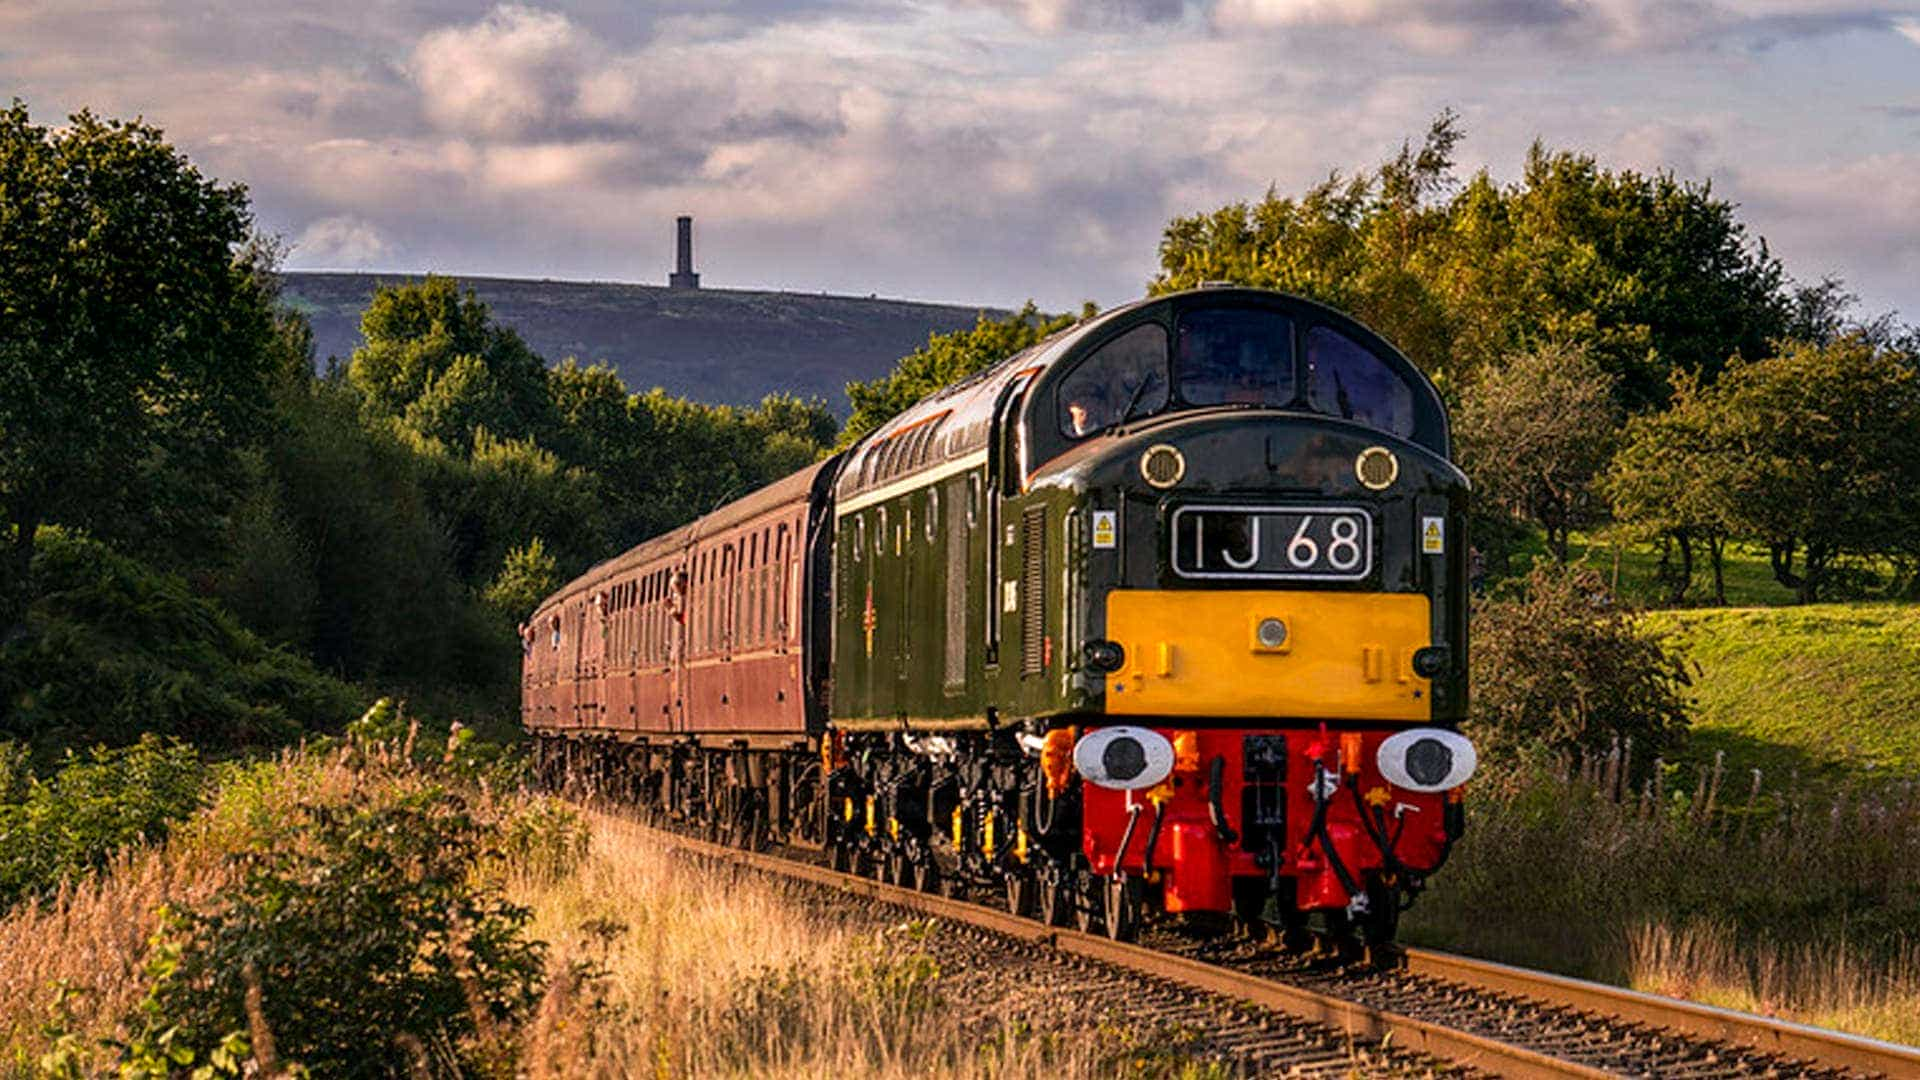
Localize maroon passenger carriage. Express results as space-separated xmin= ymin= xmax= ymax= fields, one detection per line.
xmin=522 ymin=462 xmax=839 ymax=841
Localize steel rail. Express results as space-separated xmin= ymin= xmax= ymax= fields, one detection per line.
xmin=645 ymin=824 xmax=1619 ymax=1080
xmin=1393 ymin=945 xmax=1920 ymax=1078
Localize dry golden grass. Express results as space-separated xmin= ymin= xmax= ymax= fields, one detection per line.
xmin=4 ymin=758 xmax=1217 ymax=1079
xmin=511 ymin=811 xmax=1205 ymax=1079
xmin=0 ymin=840 xmax=235 ymax=1066
xmin=1627 ymin=920 xmax=1920 ymax=1046
xmin=0 ymin=747 xmax=425 ymax=1073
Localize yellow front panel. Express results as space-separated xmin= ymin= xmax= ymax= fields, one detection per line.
xmin=1104 ymin=590 xmax=1432 ymax=720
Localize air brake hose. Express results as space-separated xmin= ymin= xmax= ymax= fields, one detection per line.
xmin=1351 ymin=779 xmax=1459 ymax=892
xmin=1141 ymin=801 xmax=1166 ymax=876
xmin=1207 ymin=756 xmax=1239 ymax=844
xmin=1347 ymin=777 xmax=1413 ymax=877
xmin=1306 ymin=764 xmax=1363 ymax=902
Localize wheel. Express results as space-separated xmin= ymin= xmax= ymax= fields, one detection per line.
xmin=1322 ymin=906 xmax=1353 ymax=944
xmin=1361 ymin=881 xmax=1401 ymax=946
xmin=1036 ymin=864 xmax=1071 ymax=927
xmin=1232 ymin=878 xmax=1271 ymax=940
xmin=1073 ymin=867 xmax=1101 ymax=935
xmin=1004 ymin=871 xmax=1035 ymax=916
xmin=1104 ymin=877 xmax=1144 ymax=942
xmin=910 ymin=855 xmax=940 ymax=894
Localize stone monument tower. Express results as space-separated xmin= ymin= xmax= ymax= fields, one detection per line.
xmin=669 ymin=215 xmax=700 ymax=289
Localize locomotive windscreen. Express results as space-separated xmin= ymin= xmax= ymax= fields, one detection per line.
xmin=1176 ymin=308 xmax=1295 ymax=407
xmin=1304 ymin=324 xmax=1416 ymax=437
xmin=1050 ymin=302 xmax=1427 ymax=446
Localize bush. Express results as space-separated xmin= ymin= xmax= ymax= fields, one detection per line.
xmin=0 ymin=530 xmax=360 ymax=756
xmin=1468 ymin=560 xmax=1692 ymax=773
xmin=129 ymin=786 xmax=547 ymax=1076
xmin=0 ymin=735 xmax=205 ymax=909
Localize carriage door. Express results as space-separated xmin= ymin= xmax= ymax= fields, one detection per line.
xmin=669 ymin=562 xmax=691 ymax=733
xmin=984 ymin=374 xmax=1033 ymax=669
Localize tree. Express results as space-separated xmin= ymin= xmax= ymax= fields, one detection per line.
xmin=1155 ymin=113 xmax=1792 ymax=410
xmin=1604 ymin=371 xmax=1735 ymax=604
xmin=348 ymin=276 xmax=553 ymax=447
xmin=0 ymin=103 xmax=277 ymax=618
xmin=840 ymin=303 xmax=1085 ymax=446
xmin=1444 ymin=144 xmax=1787 ymax=410
xmin=1702 ymin=337 xmax=1920 ymax=602
xmin=484 ymin=537 xmax=559 ymax=625
xmin=1455 ymin=343 xmax=1620 ymax=562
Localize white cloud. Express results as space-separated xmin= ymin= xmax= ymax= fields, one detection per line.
xmin=292 ymin=215 xmax=393 ymax=266
xmin=411 ymin=5 xmax=599 ymax=140
xmin=1210 ymin=0 xmax=1900 ymax=51
xmin=1741 ymin=153 xmax=1920 ymax=301
xmin=1895 ymin=17 xmax=1920 ymax=45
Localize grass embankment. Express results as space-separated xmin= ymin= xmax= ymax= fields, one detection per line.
xmin=1647 ymin=603 xmax=1920 ymax=779
xmin=1512 ymin=533 xmax=1798 ymax=607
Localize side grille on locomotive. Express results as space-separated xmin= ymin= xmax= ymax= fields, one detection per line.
xmin=943 ymin=476 xmax=969 ymax=690
xmin=1020 ymin=505 xmax=1047 ymax=677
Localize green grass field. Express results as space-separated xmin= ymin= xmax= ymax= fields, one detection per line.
xmin=1642 ymin=603 xmax=1920 ymax=781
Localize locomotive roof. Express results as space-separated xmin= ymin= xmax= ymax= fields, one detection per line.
xmin=832 ymin=286 xmax=1444 ymax=504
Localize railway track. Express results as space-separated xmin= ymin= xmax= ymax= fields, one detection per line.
xmin=628 ymin=816 xmax=1920 ymax=1079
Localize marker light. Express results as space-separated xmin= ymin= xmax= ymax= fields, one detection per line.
xmin=1376 ymin=728 xmax=1477 ymax=792
xmin=1074 ymin=727 xmax=1175 ymax=791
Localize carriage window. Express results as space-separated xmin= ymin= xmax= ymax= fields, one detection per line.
xmin=776 ymin=524 xmax=792 ymax=634
xmin=1057 ymin=324 xmax=1169 ymax=439
xmin=1306 ymin=325 xmax=1416 ymax=437
xmin=1177 ymin=308 xmax=1294 ymax=407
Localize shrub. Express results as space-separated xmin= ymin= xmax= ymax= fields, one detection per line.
xmin=0 ymin=735 xmax=205 ymax=910
xmin=1468 ymin=560 xmax=1692 ymax=773
xmin=129 ymin=787 xmax=547 ymax=1076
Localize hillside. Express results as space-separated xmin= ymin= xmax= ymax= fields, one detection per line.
xmin=278 ymin=272 xmax=1007 ymax=412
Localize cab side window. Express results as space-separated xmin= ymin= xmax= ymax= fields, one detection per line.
xmin=1305 ymin=325 xmax=1415 ymax=438
xmin=1056 ymin=323 xmax=1169 ymax=439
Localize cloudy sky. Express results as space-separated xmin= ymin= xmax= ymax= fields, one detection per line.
xmin=4 ymin=1 xmax=1918 ymax=318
